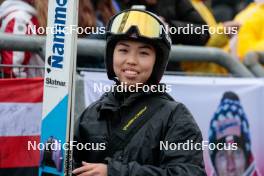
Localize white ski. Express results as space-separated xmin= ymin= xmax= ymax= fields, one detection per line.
xmin=39 ymin=0 xmax=78 ymax=175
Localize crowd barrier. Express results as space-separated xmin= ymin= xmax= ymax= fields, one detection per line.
xmin=0 ymin=32 xmax=258 ymax=77
xmin=0 ymin=64 xmax=44 ymax=78
xmin=244 ymin=52 xmax=264 ymax=77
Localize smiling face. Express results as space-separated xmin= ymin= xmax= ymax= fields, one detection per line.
xmin=113 ymin=40 xmax=156 ymax=86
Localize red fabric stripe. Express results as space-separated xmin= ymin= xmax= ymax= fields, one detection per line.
xmin=0 ymin=78 xmax=43 ymax=102
xmin=29 ymin=16 xmax=39 ymax=35
xmin=1 ymin=19 xmax=15 ymax=75
xmin=23 ymin=16 xmax=40 ymax=66
xmin=0 ymin=136 xmax=40 ymax=168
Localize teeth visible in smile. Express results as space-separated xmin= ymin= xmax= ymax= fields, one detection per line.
xmin=124 ymin=70 xmax=138 ymax=75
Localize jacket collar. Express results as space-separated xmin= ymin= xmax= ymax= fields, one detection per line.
xmin=97 ymin=83 xmax=169 ymax=119
xmin=97 ymin=86 xmax=158 ymax=120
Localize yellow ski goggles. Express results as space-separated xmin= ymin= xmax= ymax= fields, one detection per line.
xmin=108 ymin=9 xmax=169 ymax=42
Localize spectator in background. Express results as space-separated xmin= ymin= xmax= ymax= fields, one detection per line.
xmin=0 ymin=0 xmax=42 ymax=78
xmin=223 ymin=0 xmax=264 ymax=61
xmin=211 ymin=0 xmax=250 ymax=22
xmin=120 ymin=0 xmax=210 ymax=46
xmin=34 ymin=0 xmax=47 ymax=32
xmin=181 ymin=0 xmax=241 ymax=75
xmin=209 ymin=92 xmax=259 ymax=176
xmin=34 ymin=0 xmax=108 ymax=68
xmin=236 ymin=0 xmax=264 ymax=61
xmin=78 ymin=0 xmax=97 ymax=38
xmin=79 ymin=0 xmax=118 ymax=68
xmin=116 ymin=0 xmax=210 ymax=71
xmin=91 ymin=0 xmax=117 ymax=27
xmin=78 ymin=0 xmax=114 ymax=68
xmin=35 ymin=0 xmax=98 ymax=38
xmin=179 ymin=0 xmax=264 ymax=74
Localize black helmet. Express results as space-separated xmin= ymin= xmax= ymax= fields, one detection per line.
xmin=105 ymin=9 xmax=171 ymax=84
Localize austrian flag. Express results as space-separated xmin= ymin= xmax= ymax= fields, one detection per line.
xmin=0 ymin=78 xmax=43 ymax=175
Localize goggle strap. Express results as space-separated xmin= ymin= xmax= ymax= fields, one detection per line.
xmin=117 ymin=11 xmax=130 ymax=33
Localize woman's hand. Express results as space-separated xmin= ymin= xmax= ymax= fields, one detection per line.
xmin=223 ymin=21 xmax=242 ymax=38
xmin=72 ymin=161 xmax=107 ymax=176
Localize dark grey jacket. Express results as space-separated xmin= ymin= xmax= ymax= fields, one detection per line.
xmin=73 ymin=89 xmax=206 ymax=176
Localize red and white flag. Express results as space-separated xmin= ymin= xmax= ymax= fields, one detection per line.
xmin=0 ymin=78 xmax=43 ymax=175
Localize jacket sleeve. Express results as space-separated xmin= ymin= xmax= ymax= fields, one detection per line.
xmin=73 ymin=101 xmax=107 ymax=169
xmin=237 ymin=15 xmax=264 ymax=60
xmin=73 ymin=111 xmax=84 ymax=170
xmin=106 ymin=103 xmax=206 ymax=176
xmin=72 ymin=103 xmax=97 ymax=169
